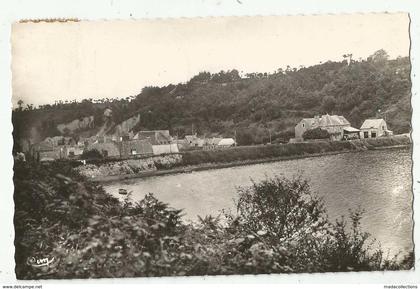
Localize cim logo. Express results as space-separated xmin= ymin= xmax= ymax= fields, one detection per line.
xmin=26 ymin=256 xmax=56 ymax=268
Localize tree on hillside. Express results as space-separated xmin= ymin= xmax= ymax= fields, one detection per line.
xmin=236 ymin=129 xmax=254 ymax=146
xmin=321 ymin=95 xmax=336 ymax=114
xmin=367 ymin=49 xmax=389 ymax=64
xmin=190 ymin=71 xmax=212 ymax=83
xmin=17 ymin=99 xmax=24 ymax=112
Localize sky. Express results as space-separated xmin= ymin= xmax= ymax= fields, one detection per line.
xmin=11 ymin=13 xmax=410 ymax=106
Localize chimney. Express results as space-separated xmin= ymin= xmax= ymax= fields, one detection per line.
xmin=314 ymin=115 xmax=320 ymax=126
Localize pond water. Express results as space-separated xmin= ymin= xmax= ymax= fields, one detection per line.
xmin=103 ymin=148 xmax=413 ymax=257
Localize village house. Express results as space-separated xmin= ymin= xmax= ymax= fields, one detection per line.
xmin=360 ymin=119 xmax=393 ymax=138
xmin=96 ymin=135 xmax=115 ymax=144
xmin=133 ymin=130 xmax=172 ymax=144
xmin=118 ymin=131 xmax=135 ymax=142
xmin=31 ymin=142 xmax=65 ymax=161
xmin=174 ymin=139 xmax=189 ymax=151
xmin=217 ymin=138 xmax=236 ymax=148
xmin=120 ymin=139 xmax=153 ymax=157
xmin=203 ymin=137 xmax=223 ymax=150
xmin=134 ymin=130 xmax=179 ymax=155
xmin=294 ymin=114 xmax=356 ymax=141
xmin=152 ymin=143 xmax=179 ymax=155
xmin=184 ymin=134 xmax=204 ymax=148
xmin=77 ymin=136 xmax=97 ymax=148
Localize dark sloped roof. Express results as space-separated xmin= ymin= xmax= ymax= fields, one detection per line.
xmin=135 ymin=130 xmax=172 ymax=145
xmin=298 ymin=114 xmax=350 ymax=128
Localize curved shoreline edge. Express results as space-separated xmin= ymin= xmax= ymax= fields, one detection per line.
xmin=92 ymin=143 xmax=410 ymax=183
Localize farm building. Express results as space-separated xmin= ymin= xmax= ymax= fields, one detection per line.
xmin=295 ymin=114 xmax=352 ymax=141
xmin=360 ymin=119 xmax=393 ymax=138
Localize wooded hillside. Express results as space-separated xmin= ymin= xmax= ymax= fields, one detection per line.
xmin=12 ymin=49 xmax=411 ymax=150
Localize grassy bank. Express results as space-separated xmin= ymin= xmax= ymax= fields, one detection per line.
xmin=14 ymin=161 xmax=413 ymax=279
xmin=75 ymin=135 xmax=411 ymax=181
xmin=180 ymin=141 xmax=354 ymax=166
xmin=180 ymin=135 xmax=410 ymax=166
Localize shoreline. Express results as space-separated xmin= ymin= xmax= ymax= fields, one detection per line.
xmin=92 ymin=144 xmax=410 ymax=183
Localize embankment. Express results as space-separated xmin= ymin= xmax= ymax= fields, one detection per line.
xmin=75 ymin=134 xmax=411 ymax=181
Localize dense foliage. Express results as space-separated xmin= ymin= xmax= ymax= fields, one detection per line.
xmin=302 ymin=127 xmax=330 ymax=140
xmin=81 ymin=149 xmax=103 ymax=160
xmin=13 ymin=50 xmax=411 ymax=152
xmin=14 ymin=160 xmax=413 ymax=279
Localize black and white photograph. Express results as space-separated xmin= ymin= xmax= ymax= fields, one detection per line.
xmin=9 ymin=11 xmax=415 ymax=281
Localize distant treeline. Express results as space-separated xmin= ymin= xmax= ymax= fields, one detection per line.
xmin=13 ymin=49 xmax=411 ymax=151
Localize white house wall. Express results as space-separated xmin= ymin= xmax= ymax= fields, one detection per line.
xmin=152 ymin=144 xmax=179 ymax=155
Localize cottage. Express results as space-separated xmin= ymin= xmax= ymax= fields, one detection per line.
xmin=184 ymin=134 xmax=204 ymax=147
xmin=360 ymin=119 xmax=393 ymax=139
xmin=217 ymin=138 xmax=236 ymax=148
xmin=133 ymin=130 xmax=172 ymax=145
xmin=295 ymin=114 xmax=351 ymax=141
xmin=120 ymin=139 xmax=153 ymax=157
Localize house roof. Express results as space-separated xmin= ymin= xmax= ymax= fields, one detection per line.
xmin=33 ymin=142 xmax=54 ymax=152
xmin=360 ymin=119 xmax=385 ymax=129
xmin=134 ymin=130 xmax=172 ymax=145
xmin=121 ymin=139 xmax=153 ymax=155
xmin=298 ymin=114 xmax=350 ymax=128
xmin=343 ymin=126 xmax=360 ymax=133
xmin=185 ymin=135 xmax=198 ymax=142
xmin=218 ymin=138 xmax=236 ymax=146
xmin=204 ymin=138 xmax=222 ymax=145
xmin=318 ymin=115 xmax=350 ymax=127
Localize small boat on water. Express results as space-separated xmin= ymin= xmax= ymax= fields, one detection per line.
xmin=118 ymin=188 xmax=128 ymax=195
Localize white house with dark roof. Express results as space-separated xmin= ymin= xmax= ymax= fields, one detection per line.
xmin=360 ymin=119 xmax=393 ymax=138
xmin=295 ymin=114 xmax=354 ymax=141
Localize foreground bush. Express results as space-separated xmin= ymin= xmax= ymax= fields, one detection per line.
xmin=14 ymin=161 xmax=413 ymax=279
